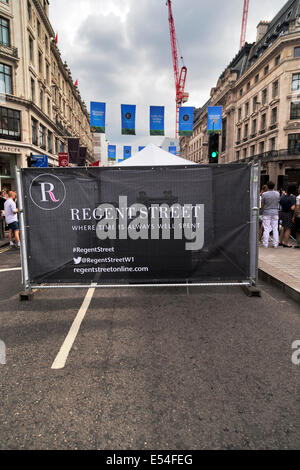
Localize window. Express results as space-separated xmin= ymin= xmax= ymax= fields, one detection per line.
xmin=39 ymin=124 xmax=46 ymax=149
xmin=31 ymin=118 xmax=38 ymax=145
xmin=264 ymin=65 xmax=269 ymax=75
xmin=273 ymin=80 xmax=279 ymax=98
xmin=247 ymin=81 xmax=250 ymax=91
xmin=221 ymin=118 xmax=227 ymax=152
xmin=47 ymin=97 xmax=50 ymax=115
xmin=37 ymin=19 xmax=40 ymax=38
xmin=245 ymin=102 xmax=249 ymax=117
xmin=288 ymin=133 xmax=300 ymax=154
xmin=252 ymin=119 xmax=257 ymax=134
xmin=270 ymin=137 xmax=276 ymax=151
xmin=271 ymin=107 xmax=277 ymax=124
xmin=261 ymin=113 xmax=266 ymax=130
xmin=250 ymin=145 xmax=255 ymax=156
xmin=47 ymin=130 xmax=52 ymax=153
xmin=29 ymin=35 xmax=34 ymax=62
xmin=259 ymin=141 xmax=265 ymax=154
xmin=0 ymin=63 xmax=12 ymax=94
xmin=0 ymin=17 xmax=10 ymax=46
xmin=294 ymin=47 xmax=300 ymax=58
xmin=243 ymin=148 xmax=247 ymax=158
xmin=30 ymin=78 xmax=35 ymax=102
xmin=38 ymin=51 xmax=43 ymax=73
xmin=45 ymin=35 xmax=48 ymax=51
xmin=59 ymin=141 xmax=64 ymax=153
xmin=292 ymin=74 xmax=300 ymax=91
xmin=255 ymin=74 xmax=259 ymax=83
xmin=55 ymin=137 xmax=58 ymax=154
xmin=0 ymin=106 xmax=21 ymax=141
xmin=253 ymin=96 xmax=258 ymax=112
xmin=28 ymin=1 xmax=32 ymax=22
xmin=240 ymin=88 xmax=243 ymax=97
xmin=275 ymin=55 xmax=280 ymax=66
xmin=290 ymin=102 xmax=300 ymax=120
xmin=244 ymin=123 xmax=248 ymax=139
xmin=236 ymin=151 xmax=240 ymax=161
xmin=238 ymin=107 xmax=242 ymax=121
xmin=262 ymin=88 xmax=268 ymax=105
xmin=237 ymin=127 xmax=241 ymax=141
xmin=40 ymin=89 xmax=43 ymax=111
xmin=46 ymin=62 xmax=49 ymax=84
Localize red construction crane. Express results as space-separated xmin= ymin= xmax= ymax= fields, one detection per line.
xmin=166 ymin=0 xmax=189 ymax=138
xmin=240 ymin=0 xmax=250 ymax=50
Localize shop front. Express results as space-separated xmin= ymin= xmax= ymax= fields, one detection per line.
xmin=0 ymin=145 xmax=23 ymax=191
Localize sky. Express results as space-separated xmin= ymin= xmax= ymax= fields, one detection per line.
xmin=49 ymin=0 xmax=287 ymax=154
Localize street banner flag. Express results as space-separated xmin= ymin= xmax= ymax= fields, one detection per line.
xmin=58 ymin=153 xmax=69 ymax=167
xmin=179 ymin=107 xmax=194 ymax=136
xmin=91 ymin=160 xmax=100 ymax=167
xmin=121 ymin=104 xmax=136 ymax=135
xmin=138 ymin=146 xmax=145 ymax=152
xmin=32 ymin=155 xmax=48 ymax=167
xmin=169 ymin=146 xmax=177 ymax=155
xmin=124 ymin=146 xmax=132 ymax=159
xmin=108 ymin=145 xmax=116 ymax=161
xmin=55 ymin=33 xmax=58 ymax=44
xmin=150 ymin=106 xmax=165 ymax=136
xmin=207 ymin=106 xmax=223 ymax=134
xmin=79 ymin=147 xmax=87 ymax=166
xmin=118 ymin=158 xmax=124 ymax=163
xmin=90 ymin=102 xmax=106 ymax=133
xmin=68 ymin=138 xmax=80 ymax=164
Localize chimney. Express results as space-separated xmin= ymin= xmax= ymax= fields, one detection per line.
xmin=256 ymin=21 xmax=270 ymax=42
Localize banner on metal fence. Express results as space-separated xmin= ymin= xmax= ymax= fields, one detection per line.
xmin=20 ymin=164 xmax=255 ymax=286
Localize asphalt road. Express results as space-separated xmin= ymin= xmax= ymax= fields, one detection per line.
xmin=0 ymin=248 xmax=300 ymax=450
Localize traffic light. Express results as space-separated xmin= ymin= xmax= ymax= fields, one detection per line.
xmin=208 ymin=133 xmax=219 ymax=163
xmin=27 ymin=154 xmax=37 ymax=167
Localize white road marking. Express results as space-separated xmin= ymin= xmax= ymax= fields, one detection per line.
xmin=0 ymin=267 xmax=22 ymax=273
xmin=51 ymin=285 xmax=96 ymax=370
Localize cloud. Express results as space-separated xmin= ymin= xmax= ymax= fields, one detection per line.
xmin=50 ymin=0 xmax=287 ymax=147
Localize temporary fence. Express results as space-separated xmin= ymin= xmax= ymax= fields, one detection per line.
xmin=16 ymin=162 xmax=260 ymax=290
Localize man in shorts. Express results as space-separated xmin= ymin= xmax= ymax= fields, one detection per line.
xmin=261 ymin=181 xmax=280 ymax=248
xmin=4 ymin=191 xmax=20 ymax=249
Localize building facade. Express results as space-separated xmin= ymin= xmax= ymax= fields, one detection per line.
xmin=0 ymin=0 xmax=93 ymax=191
xmin=181 ymin=0 xmax=300 ymax=188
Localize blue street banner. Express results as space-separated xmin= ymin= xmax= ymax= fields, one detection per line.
xmin=123 ymin=146 xmax=132 ymax=159
xmin=90 ymin=102 xmax=106 ymax=133
xmin=138 ymin=146 xmax=145 ymax=152
xmin=118 ymin=158 xmax=124 ymax=163
xmin=150 ymin=106 xmax=164 ymax=136
xmin=207 ymin=106 xmax=223 ymax=134
xmin=32 ymin=155 xmax=48 ymax=167
xmin=169 ymin=146 xmax=177 ymax=155
xmin=179 ymin=107 xmax=194 ymax=136
xmin=121 ymin=104 xmax=136 ymax=135
xmin=108 ymin=145 xmax=116 ymax=161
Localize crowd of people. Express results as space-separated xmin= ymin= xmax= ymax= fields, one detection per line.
xmin=260 ymin=182 xmax=300 ymax=249
xmin=0 ymin=187 xmax=20 ymax=249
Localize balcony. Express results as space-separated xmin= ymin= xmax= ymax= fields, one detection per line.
xmin=269 ymin=123 xmax=278 ymax=130
xmin=259 ymin=129 xmax=266 ymax=135
xmin=250 ymin=133 xmax=257 ymax=139
xmin=0 ymin=43 xmax=18 ymax=60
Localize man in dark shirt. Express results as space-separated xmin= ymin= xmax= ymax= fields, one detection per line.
xmin=279 ymin=184 xmax=296 ymax=247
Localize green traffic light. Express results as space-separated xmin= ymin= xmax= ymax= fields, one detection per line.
xmin=211 ymin=151 xmax=218 ymax=158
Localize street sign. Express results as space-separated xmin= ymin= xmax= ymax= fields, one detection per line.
xmin=58 ymin=153 xmax=69 ymax=167
xmin=32 ymin=155 xmax=48 ymax=167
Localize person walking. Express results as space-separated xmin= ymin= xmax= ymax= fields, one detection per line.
xmin=4 ymin=191 xmax=20 ymax=249
xmin=293 ymin=185 xmax=300 ymax=248
xmin=279 ymin=184 xmax=296 ymax=248
xmin=261 ymin=181 xmax=280 ymax=248
xmin=0 ymin=190 xmax=7 ymax=239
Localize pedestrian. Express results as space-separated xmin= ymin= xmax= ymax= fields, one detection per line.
xmin=279 ymin=184 xmax=297 ymax=248
xmin=259 ymin=185 xmax=268 ymax=242
xmin=0 ymin=190 xmax=7 ymax=239
xmin=4 ymin=191 xmax=20 ymax=249
xmin=293 ymin=185 xmax=300 ymax=248
xmin=261 ymin=181 xmax=280 ymax=248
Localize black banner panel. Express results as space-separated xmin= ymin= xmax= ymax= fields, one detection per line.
xmin=21 ymin=164 xmax=251 ymax=285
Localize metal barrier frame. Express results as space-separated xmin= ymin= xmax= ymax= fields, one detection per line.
xmin=16 ymin=163 xmax=260 ymax=291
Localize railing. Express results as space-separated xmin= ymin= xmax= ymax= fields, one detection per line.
xmin=240 ymin=148 xmax=300 ymax=162
xmin=0 ymin=43 xmax=18 ymax=58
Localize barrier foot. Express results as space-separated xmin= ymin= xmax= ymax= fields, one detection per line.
xmin=19 ymin=289 xmax=34 ymax=301
xmin=241 ymin=285 xmax=261 ymax=297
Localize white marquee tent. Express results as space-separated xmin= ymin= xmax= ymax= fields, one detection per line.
xmin=116 ymin=144 xmax=196 ymax=166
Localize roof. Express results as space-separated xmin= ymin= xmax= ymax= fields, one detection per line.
xmin=116 ymin=144 xmax=196 ymax=166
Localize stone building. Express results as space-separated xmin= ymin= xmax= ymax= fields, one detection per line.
xmin=0 ymin=0 xmax=93 ymax=191
xmin=181 ymin=0 xmax=300 ymax=188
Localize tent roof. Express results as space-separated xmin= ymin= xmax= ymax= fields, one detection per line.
xmin=116 ymin=144 xmax=196 ymax=166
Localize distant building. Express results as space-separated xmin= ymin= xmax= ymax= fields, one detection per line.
xmin=181 ymin=0 xmax=300 ymax=188
xmin=0 ymin=0 xmax=94 ymax=191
